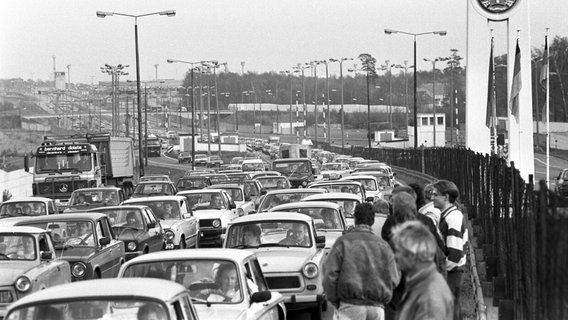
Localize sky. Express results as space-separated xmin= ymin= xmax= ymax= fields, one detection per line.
xmin=1 ymin=0 xmax=566 ymax=84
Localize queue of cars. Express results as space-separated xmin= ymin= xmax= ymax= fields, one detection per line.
xmin=0 ymin=149 xmax=398 ymax=320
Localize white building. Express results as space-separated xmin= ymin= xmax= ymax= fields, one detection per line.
xmin=408 ymin=112 xmax=446 ymax=147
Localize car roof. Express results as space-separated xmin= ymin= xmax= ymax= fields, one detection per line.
xmin=7 ymin=278 xmax=188 ymax=309
xmin=177 ymin=189 xmax=224 ymax=195
xmin=1 ymin=197 xmax=54 ymax=203
xmin=351 ymin=171 xmax=390 ymax=177
xmin=123 ymin=195 xmax=186 ymax=203
xmin=0 ymin=226 xmax=48 ymax=234
xmin=207 ymin=184 xmax=243 ymax=189
xmin=13 ymin=212 xmax=108 ymax=223
xmin=72 ymin=187 xmax=122 ymax=192
xmin=270 ymin=201 xmax=342 ymax=210
xmin=86 ymin=205 xmax=149 ymax=212
xmin=264 ymin=188 xmax=327 ymax=195
xmin=273 ymin=158 xmax=310 ymax=162
xmin=310 ymin=180 xmax=363 ymax=186
xmin=302 ymin=192 xmax=362 ymax=201
xmin=232 ymin=212 xmax=313 ymax=223
xmin=142 ymin=174 xmax=170 ymax=178
xmin=136 ymin=181 xmax=173 ymax=185
xmin=124 ymin=248 xmax=255 ymax=265
xmin=341 ymin=175 xmax=378 ymax=180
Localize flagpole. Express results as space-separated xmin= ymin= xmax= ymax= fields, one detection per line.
xmin=490 ymin=30 xmax=497 ymax=154
xmin=545 ymin=28 xmax=550 ymax=188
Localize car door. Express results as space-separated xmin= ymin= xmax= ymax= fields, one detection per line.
xmin=179 ymin=199 xmax=198 ymax=247
xmin=222 ymin=191 xmax=239 ymax=223
xmin=98 ymin=217 xmax=124 ymax=277
xmin=244 ymin=258 xmax=281 ymax=319
xmin=38 ymin=233 xmax=69 ymax=288
xmin=144 ymin=208 xmax=164 ymax=252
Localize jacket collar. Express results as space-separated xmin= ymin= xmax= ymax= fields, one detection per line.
xmin=351 ymin=224 xmax=374 ymax=233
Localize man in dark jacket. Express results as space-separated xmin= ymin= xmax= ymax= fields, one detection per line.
xmin=323 ymin=202 xmax=400 ymax=320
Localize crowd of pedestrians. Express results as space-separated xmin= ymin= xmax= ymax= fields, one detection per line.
xmin=322 ymin=179 xmax=468 ymax=320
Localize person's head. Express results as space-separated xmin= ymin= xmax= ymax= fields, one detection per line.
xmin=127 ymin=212 xmax=140 ymax=225
xmin=276 ymin=180 xmax=285 ymax=189
xmin=22 ymin=236 xmax=34 ymax=252
xmin=343 ymin=200 xmax=355 ymax=212
xmin=391 ymin=220 xmax=437 ymax=273
xmin=215 ymin=263 xmax=238 ymax=292
xmin=372 ymin=198 xmax=390 ymax=215
xmin=321 ymin=209 xmax=338 ymax=227
xmin=78 ymin=222 xmax=91 ymax=234
xmin=164 ymin=202 xmax=173 ymax=212
xmin=423 ymin=183 xmax=436 ymax=203
xmin=243 ymin=224 xmax=261 ymax=246
xmin=22 ymin=205 xmax=32 ymax=215
xmin=392 ymin=191 xmax=417 ymax=225
xmin=340 ymin=186 xmax=349 ymax=193
xmin=432 ymin=180 xmax=460 ymax=209
xmin=408 ymin=183 xmax=425 ymax=209
xmin=391 ymin=185 xmax=417 ymax=200
xmin=77 ymin=194 xmax=86 ymax=204
xmin=211 ymin=194 xmax=222 ymax=206
xmin=137 ymin=303 xmax=167 ymax=320
xmin=379 ymin=178 xmax=388 ymax=187
xmin=354 ymin=202 xmax=374 ymax=226
xmin=38 ymin=306 xmax=62 ymax=320
xmin=292 ymin=223 xmax=308 ymax=242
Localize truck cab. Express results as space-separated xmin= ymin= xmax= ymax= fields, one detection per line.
xmin=272 ymin=158 xmax=316 ymax=188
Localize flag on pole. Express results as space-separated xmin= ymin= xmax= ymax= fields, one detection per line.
xmin=509 ymin=40 xmax=522 ymax=118
xmin=486 ymin=38 xmax=496 ymax=128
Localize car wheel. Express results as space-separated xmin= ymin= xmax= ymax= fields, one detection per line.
xmin=179 ymin=236 xmax=186 ymax=249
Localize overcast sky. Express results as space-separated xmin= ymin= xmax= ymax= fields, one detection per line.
xmin=1 ymin=0 xmax=566 ymax=84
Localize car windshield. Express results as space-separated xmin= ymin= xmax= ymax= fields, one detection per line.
xmin=221 ymin=188 xmax=243 ymax=202
xmin=22 ymin=221 xmax=96 ymax=248
xmin=70 ymin=190 xmax=118 ymax=206
xmin=243 ymin=182 xmax=259 ymax=197
xmin=0 ymin=234 xmax=36 ymax=260
xmin=122 ymin=260 xmax=243 ymax=304
xmin=0 ymin=201 xmax=47 ymax=217
xmin=273 ymin=162 xmax=310 ymax=174
xmin=258 ymin=192 xmax=320 ymax=212
xmin=242 ymin=163 xmax=264 ymax=171
xmin=128 ymin=200 xmax=180 ymax=220
xmin=209 ymin=176 xmax=229 ymax=185
xmin=227 ymin=174 xmax=248 ymax=183
xmin=6 ymin=299 xmax=168 ymax=320
xmin=312 ymin=183 xmax=363 ymax=197
xmin=140 ymin=176 xmax=169 ymax=182
xmin=322 ymin=163 xmax=342 ymax=171
xmin=226 ymin=221 xmax=312 ymax=248
xmin=271 ymin=207 xmax=343 ymax=230
xmin=181 ymin=193 xmax=226 ymax=210
xmin=98 ymin=208 xmax=144 ymax=231
xmin=133 ymin=183 xmax=174 ymax=196
xmin=349 ymin=179 xmax=378 ymax=191
xmin=257 ymin=177 xmax=289 ymax=190
xmin=177 ymin=178 xmax=207 ymax=190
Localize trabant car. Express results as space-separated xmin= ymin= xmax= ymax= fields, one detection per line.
xmin=86 ymin=205 xmax=165 ymax=260
xmin=226 ymin=172 xmax=252 ymax=184
xmin=204 ymin=173 xmax=230 ymax=185
xmin=242 ymin=159 xmax=267 ymax=173
xmin=0 ymin=197 xmax=58 ymax=218
xmin=351 ymin=163 xmax=396 ymax=183
xmin=243 ymin=180 xmax=267 ymax=209
xmin=351 ymin=171 xmax=394 ymax=201
xmin=0 ymin=226 xmax=71 ymax=318
xmin=302 ymin=192 xmax=362 ymax=227
xmin=224 ymin=213 xmax=327 ymax=319
xmin=341 ymin=175 xmax=382 ymax=200
xmin=307 ymin=180 xmax=370 ymax=203
xmin=140 ymin=174 xmax=173 ymax=182
xmin=268 ymin=202 xmax=347 ymax=250
xmin=255 ymin=176 xmax=291 ymax=191
xmin=4 ymin=278 xmax=199 ymax=320
xmin=64 ymin=187 xmax=126 ymax=212
xmin=319 ymin=162 xmax=351 ymax=181
xmin=9 ymin=212 xmax=125 ymax=281
xmin=208 ymin=184 xmax=256 ymax=215
xmin=194 ymin=154 xmax=209 ymax=166
xmin=123 ymin=195 xmax=198 ymax=249
xmin=207 ymin=155 xmax=225 ymax=168
xmin=177 ymin=176 xmax=212 ymax=191
xmin=119 ymin=249 xmax=286 ymax=320
xmin=176 ymin=189 xmax=240 ymax=247
xmin=131 ymin=181 xmax=178 ymax=198
xmin=250 ymin=171 xmax=282 ymax=179
xmin=256 ymin=188 xmax=328 ymax=213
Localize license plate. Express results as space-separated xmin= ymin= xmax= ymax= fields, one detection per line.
xmin=165 ymin=243 xmax=174 ymax=250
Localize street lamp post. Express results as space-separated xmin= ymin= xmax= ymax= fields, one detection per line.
xmin=310 ymin=61 xmax=323 ymax=146
xmin=424 ymin=57 xmax=448 ymax=147
xmin=100 ymin=64 xmax=129 ymax=137
xmin=97 ymin=9 xmax=176 ymax=177
xmin=329 ymin=58 xmax=353 ymax=150
xmin=384 ymin=28 xmax=447 ymax=149
xmin=395 ymin=61 xmax=413 ymax=138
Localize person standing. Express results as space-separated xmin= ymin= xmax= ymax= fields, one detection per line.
xmin=432 ymin=180 xmax=468 ymax=320
xmin=418 ymin=183 xmax=442 ymax=227
xmin=391 ymin=220 xmax=454 ymax=320
xmin=323 ymin=202 xmax=400 ymax=320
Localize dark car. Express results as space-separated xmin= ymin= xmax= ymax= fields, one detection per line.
xmin=131 ymin=181 xmax=178 ymax=198
xmin=176 ymin=176 xmax=212 ymax=191
xmin=555 ymin=169 xmax=568 ymax=196
xmin=177 ymin=152 xmax=192 ymax=164
xmin=194 ymin=154 xmax=209 ymax=166
xmin=206 ymin=155 xmax=224 ymax=168
xmin=10 ymin=212 xmax=125 ymax=281
xmin=204 ymin=173 xmax=230 ymax=185
xmin=64 ymin=187 xmax=126 ymax=213
xmin=87 ymin=205 xmax=165 ymax=260
xmin=226 ymin=172 xmax=252 ymax=184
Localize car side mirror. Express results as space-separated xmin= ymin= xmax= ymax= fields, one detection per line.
xmin=251 ymin=291 xmax=272 ymax=303
xmin=315 ymin=235 xmax=326 ymax=248
xmin=244 ymin=195 xmax=251 ymax=202
xmin=24 ymin=155 xmax=30 ymax=172
xmin=147 ymin=222 xmax=156 ymax=228
xmin=392 ymin=172 xmax=397 ymax=176
xmin=99 ymin=237 xmax=111 ymax=246
xmin=229 ymin=202 xmax=237 ymax=210
xmin=366 ymin=196 xmax=374 ymax=202
xmin=260 ymin=188 xmax=267 ymax=195
xmin=183 ymin=213 xmax=193 ymax=219
xmin=40 ymin=251 xmax=53 ymax=260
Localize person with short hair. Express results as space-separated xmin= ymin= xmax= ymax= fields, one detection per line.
xmin=210 ymin=194 xmax=224 ymax=208
xmin=202 ymin=263 xmax=241 ymax=302
xmin=126 ymin=211 xmax=143 ymax=229
xmin=243 ymin=224 xmax=261 ymax=247
xmin=279 ymin=223 xmax=310 ymax=246
xmin=419 ymin=183 xmax=442 ymax=227
xmin=391 ymin=220 xmax=454 ymax=320
xmin=433 ymin=180 xmax=468 ymax=320
xmin=323 ymin=202 xmax=400 ymax=320
xmin=137 ymin=303 xmax=167 ymax=320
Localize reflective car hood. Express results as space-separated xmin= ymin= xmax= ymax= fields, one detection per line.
xmin=0 ymin=262 xmax=35 ymax=284
xmin=193 ymin=305 xmax=246 ymax=320
xmin=159 ymin=219 xmax=180 ymax=229
xmin=116 ymin=229 xmax=148 ymax=241
xmin=54 ymin=247 xmax=97 ymax=260
xmin=192 ymin=209 xmax=225 ymax=220
xmin=254 ymin=249 xmax=313 ymax=273
xmin=64 ymin=204 xmax=106 ymax=212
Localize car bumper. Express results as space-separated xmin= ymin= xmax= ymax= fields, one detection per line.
xmin=282 ymin=294 xmax=326 ymax=311
xmin=197 ymin=228 xmax=224 ymax=247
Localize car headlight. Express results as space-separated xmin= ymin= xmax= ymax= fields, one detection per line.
xmin=302 ymin=181 xmax=308 ymax=186
xmin=72 ymin=262 xmax=87 ymax=278
xmin=127 ymin=242 xmax=137 ymax=251
xmin=164 ymin=230 xmax=175 ymax=240
xmin=15 ymin=276 xmax=31 ymax=292
xmin=302 ymin=262 xmax=319 ymax=279
xmin=212 ymin=219 xmax=221 ymax=228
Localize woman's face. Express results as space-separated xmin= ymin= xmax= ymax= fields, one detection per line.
xmin=219 ymin=269 xmax=237 ymax=292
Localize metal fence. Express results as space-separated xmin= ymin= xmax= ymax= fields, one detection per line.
xmin=319 ymin=143 xmax=568 ymax=320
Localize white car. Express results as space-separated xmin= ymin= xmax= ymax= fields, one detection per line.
xmin=319 ymin=162 xmax=351 ymax=181
xmin=208 ymin=184 xmax=256 ymax=215
xmin=341 ymin=175 xmax=383 ymax=201
xmin=177 ymin=189 xmax=242 ymax=247
xmin=302 ymin=192 xmax=362 ymax=227
xmin=118 ymin=249 xmax=287 ymax=320
xmin=123 ymin=195 xmax=198 ymax=249
xmin=0 ymin=197 xmax=58 ymax=217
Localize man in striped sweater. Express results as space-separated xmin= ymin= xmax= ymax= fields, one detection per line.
xmin=432 ymin=180 xmax=468 ymax=320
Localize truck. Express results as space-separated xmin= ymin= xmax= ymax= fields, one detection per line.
xmin=25 ymin=133 xmax=138 ymax=211
xmin=272 ymin=158 xmax=316 ymax=188
xmin=144 ymin=134 xmax=161 ymax=157
xmin=278 ymin=143 xmax=312 ymax=159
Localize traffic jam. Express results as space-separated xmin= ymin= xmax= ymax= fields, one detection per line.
xmin=0 ymin=136 xmax=398 ymax=320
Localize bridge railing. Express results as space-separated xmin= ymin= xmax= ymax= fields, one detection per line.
xmin=318 ymin=143 xmax=567 ymax=320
